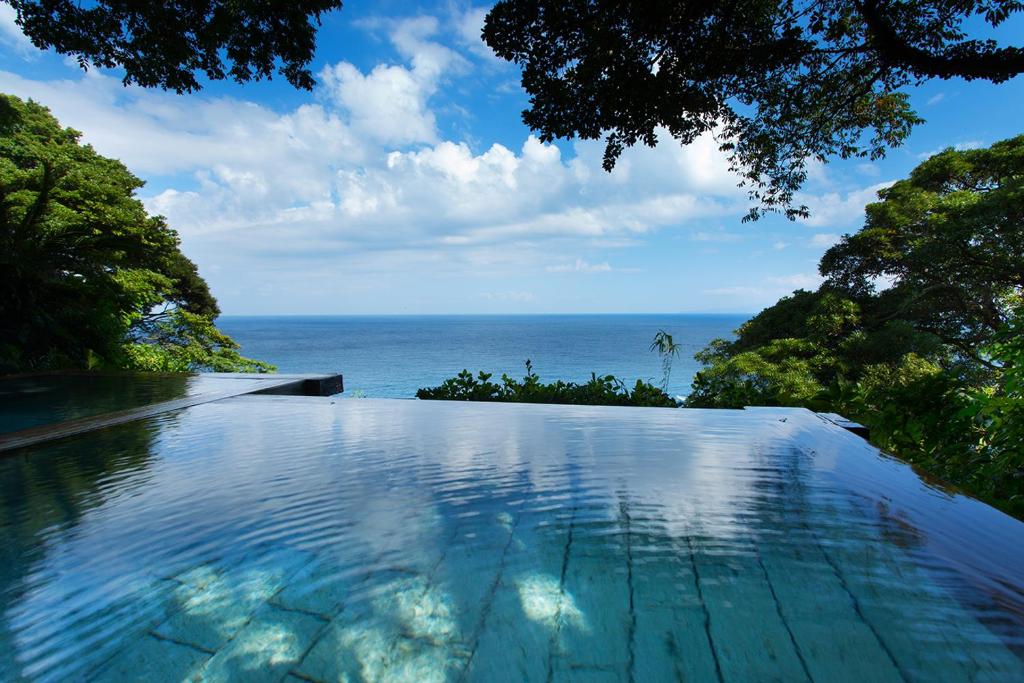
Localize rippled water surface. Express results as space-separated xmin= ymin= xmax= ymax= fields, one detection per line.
xmin=1 ymin=397 xmax=1023 ymax=681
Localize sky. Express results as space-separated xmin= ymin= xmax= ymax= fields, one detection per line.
xmin=1 ymin=2 xmax=1023 ymax=315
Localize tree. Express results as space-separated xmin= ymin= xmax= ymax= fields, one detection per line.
xmin=685 ymin=290 xmax=916 ymax=407
xmin=5 ymin=0 xmax=343 ymax=93
xmin=820 ymin=135 xmax=1024 ymax=361
xmin=0 ymin=93 xmax=271 ymax=373
xmin=482 ymin=0 xmax=1023 ymax=219
xmin=685 ymin=136 xmax=1024 ymax=514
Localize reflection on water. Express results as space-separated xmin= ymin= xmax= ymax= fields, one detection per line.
xmin=0 ymin=418 xmax=165 ymax=680
xmin=1 ymin=398 xmax=1023 ymax=681
xmin=0 ymin=373 xmax=267 ymax=434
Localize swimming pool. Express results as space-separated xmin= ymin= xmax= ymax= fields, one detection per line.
xmin=1 ymin=396 xmax=1022 ymax=681
xmin=0 ymin=374 xmax=270 ymax=435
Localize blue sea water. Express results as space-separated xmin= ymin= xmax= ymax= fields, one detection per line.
xmin=217 ymin=314 xmax=748 ymax=398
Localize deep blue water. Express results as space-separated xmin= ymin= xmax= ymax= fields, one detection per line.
xmin=218 ymin=314 xmax=748 ymax=398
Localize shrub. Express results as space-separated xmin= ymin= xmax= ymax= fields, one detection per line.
xmin=417 ymin=360 xmax=677 ymax=408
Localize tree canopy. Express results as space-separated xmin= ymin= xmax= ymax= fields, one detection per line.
xmin=820 ymin=136 xmax=1024 ymax=357
xmin=0 ymin=93 xmax=271 ymax=373
xmin=483 ymin=0 xmax=1024 ymax=219
xmin=5 ymin=0 xmax=342 ymax=92
xmin=685 ymin=136 xmax=1024 ymax=514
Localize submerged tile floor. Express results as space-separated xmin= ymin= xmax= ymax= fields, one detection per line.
xmin=0 ymin=397 xmax=1022 ymax=681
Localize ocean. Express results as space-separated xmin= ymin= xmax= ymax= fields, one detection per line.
xmin=217 ymin=314 xmax=747 ymax=399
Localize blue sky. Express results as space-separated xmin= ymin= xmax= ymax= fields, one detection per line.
xmin=1 ymin=2 xmax=1022 ymax=315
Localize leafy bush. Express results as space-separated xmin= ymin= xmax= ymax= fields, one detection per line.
xmin=958 ymin=318 xmax=1024 ymax=510
xmin=687 ymin=338 xmax=826 ymax=408
xmin=417 ymin=360 xmax=677 ymax=408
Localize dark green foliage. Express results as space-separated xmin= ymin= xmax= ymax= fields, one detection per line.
xmin=965 ymin=320 xmax=1024 ymax=501
xmin=417 ymin=360 xmax=677 ymax=408
xmin=0 ymin=94 xmax=271 ymax=374
xmin=728 ymin=289 xmax=823 ymax=352
xmin=686 ymin=136 xmax=1024 ymax=515
xmin=483 ymin=0 xmax=1022 ymax=219
xmin=820 ymin=135 xmax=1024 ymax=359
xmin=7 ymin=0 xmax=343 ymax=92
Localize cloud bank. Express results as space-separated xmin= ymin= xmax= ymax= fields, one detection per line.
xmin=0 ymin=9 xmax=884 ymax=313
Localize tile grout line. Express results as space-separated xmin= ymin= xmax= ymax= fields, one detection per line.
xmin=270 ymin=603 xmax=332 ymax=622
xmin=806 ymin=524 xmax=911 ymax=683
xmin=544 ymin=505 xmax=577 ymax=683
xmin=754 ymin=547 xmax=815 ymax=683
xmin=340 ymin=521 xmax=468 ymax=678
xmin=147 ymin=629 xmax=217 ymax=655
xmin=457 ymin=508 xmax=523 ymax=681
xmin=284 ymin=617 xmax=334 ymax=683
xmin=284 ymin=547 xmax=400 ymax=682
xmin=151 ymin=550 xmax=318 ymax=676
xmin=683 ymin=534 xmax=725 ymax=683
xmin=84 ymin=607 xmax=213 ymax=681
xmin=620 ymin=499 xmax=637 ymax=683
xmin=787 ymin=444 xmax=911 ymax=683
xmin=286 ymin=670 xmax=328 ymax=683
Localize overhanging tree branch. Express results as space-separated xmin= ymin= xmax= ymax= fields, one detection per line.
xmin=857 ymin=0 xmax=1024 ymax=82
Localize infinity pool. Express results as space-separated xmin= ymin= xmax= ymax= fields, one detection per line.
xmin=1 ymin=397 xmax=1022 ymax=681
xmin=0 ymin=374 xmax=270 ymax=434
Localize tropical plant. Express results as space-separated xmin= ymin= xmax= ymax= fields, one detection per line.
xmin=650 ymin=329 xmax=681 ymax=391
xmin=0 ymin=94 xmax=270 ymax=373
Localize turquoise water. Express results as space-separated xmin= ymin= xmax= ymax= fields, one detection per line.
xmin=1 ymin=396 xmax=1022 ymax=681
xmin=217 ymin=314 xmax=747 ymax=398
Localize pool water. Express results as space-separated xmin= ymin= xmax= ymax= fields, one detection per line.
xmin=0 ymin=397 xmax=1022 ymax=681
xmin=0 ymin=374 xmax=270 ymax=434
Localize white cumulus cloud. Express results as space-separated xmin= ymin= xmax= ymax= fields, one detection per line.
xmin=320 ymin=62 xmax=439 ymax=145
xmin=799 ymin=182 xmax=892 ymax=228
xmin=0 ymin=10 xmax=888 ymax=313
